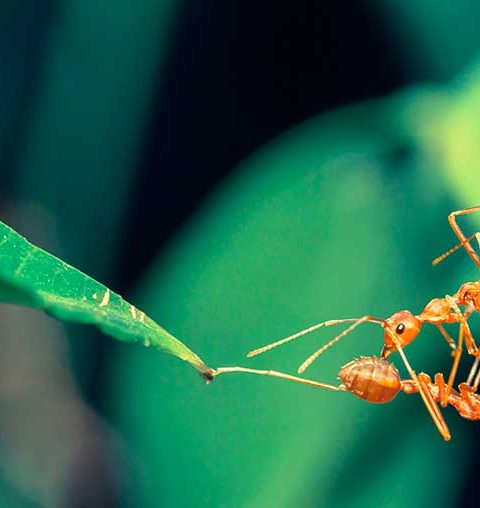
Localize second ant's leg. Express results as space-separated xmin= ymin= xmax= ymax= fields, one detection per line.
xmin=448 ymin=206 xmax=480 ymax=269
xmin=458 ymin=318 xmax=480 ymax=359
xmin=384 ymin=327 xmax=451 ymax=441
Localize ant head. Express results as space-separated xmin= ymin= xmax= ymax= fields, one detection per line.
xmin=381 ymin=310 xmax=422 ymax=358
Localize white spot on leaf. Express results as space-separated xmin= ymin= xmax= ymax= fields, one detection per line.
xmin=100 ymin=289 xmax=110 ymax=307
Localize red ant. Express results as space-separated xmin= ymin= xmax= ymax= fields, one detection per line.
xmin=214 ymin=206 xmax=480 ymax=441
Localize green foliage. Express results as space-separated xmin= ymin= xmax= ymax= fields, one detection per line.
xmin=0 ymin=219 xmax=211 ymax=376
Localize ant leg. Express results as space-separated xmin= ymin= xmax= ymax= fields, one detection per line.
xmin=457 ymin=317 xmax=479 ymax=358
xmin=444 ymin=295 xmax=480 ymax=361
xmin=213 ymin=366 xmax=346 ymax=392
xmin=448 ymin=206 xmax=480 ymax=269
xmin=446 ymin=299 xmax=478 ymax=353
xmin=247 ymin=315 xmax=383 ymax=359
xmin=466 ymin=357 xmax=480 ymax=386
xmin=384 ymin=327 xmax=451 ymax=440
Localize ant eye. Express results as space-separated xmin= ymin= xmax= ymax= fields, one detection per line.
xmin=396 ymin=323 xmax=405 ymax=334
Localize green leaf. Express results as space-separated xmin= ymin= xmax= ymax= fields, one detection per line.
xmin=0 ymin=219 xmax=212 ymax=376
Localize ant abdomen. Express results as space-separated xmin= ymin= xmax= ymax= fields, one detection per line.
xmin=338 ymin=356 xmax=401 ymax=403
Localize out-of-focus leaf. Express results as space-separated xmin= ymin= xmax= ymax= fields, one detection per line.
xmin=372 ymin=1 xmax=480 ymax=79
xmin=0 ymin=219 xmax=211 ymax=375
xmin=423 ymin=59 xmax=480 ymax=214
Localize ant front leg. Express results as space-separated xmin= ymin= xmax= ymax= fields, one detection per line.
xmin=384 ymin=327 xmax=451 ymax=440
xmin=448 ymin=206 xmax=480 ymax=269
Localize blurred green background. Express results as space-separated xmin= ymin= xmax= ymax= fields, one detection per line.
xmin=1 ymin=1 xmax=480 ymax=507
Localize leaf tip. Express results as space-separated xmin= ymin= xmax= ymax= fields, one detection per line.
xmin=201 ymin=369 xmax=216 ymax=384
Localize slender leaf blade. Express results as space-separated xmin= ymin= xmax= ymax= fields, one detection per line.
xmin=0 ymin=219 xmax=211 ymax=375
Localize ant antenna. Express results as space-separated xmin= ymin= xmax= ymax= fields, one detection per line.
xmin=247 ymin=316 xmax=382 ymax=359
xmin=297 ymin=316 xmax=383 ymax=373
xmin=432 ymin=233 xmax=477 ymax=266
